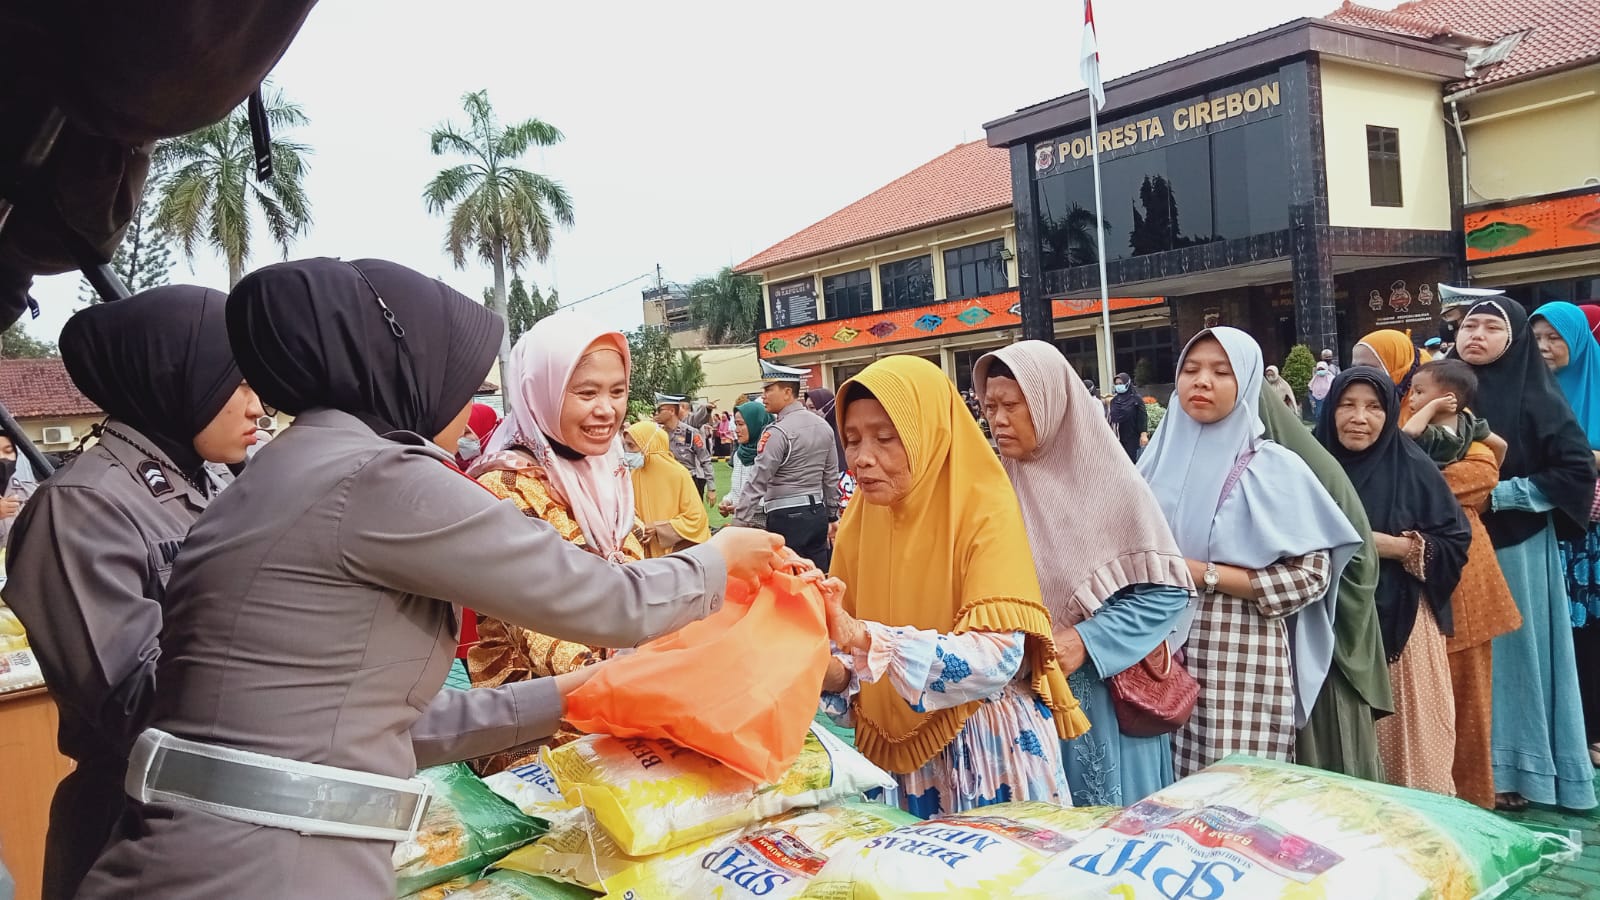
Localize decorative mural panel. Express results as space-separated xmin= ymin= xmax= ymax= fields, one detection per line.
xmin=1463 ymin=189 xmax=1600 ymax=261
xmin=757 ymin=290 xmax=1164 ymax=359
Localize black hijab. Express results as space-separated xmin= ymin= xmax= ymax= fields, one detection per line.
xmin=1454 ymin=297 xmax=1596 ymax=545
xmin=1107 ymin=372 xmax=1143 ymax=424
xmin=1315 ymin=367 xmax=1470 ymax=662
xmin=61 ymin=284 xmax=241 ymax=474
xmin=807 ymin=387 xmax=846 ymax=467
xmin=226 ymin=258 xmax=502 ymax=439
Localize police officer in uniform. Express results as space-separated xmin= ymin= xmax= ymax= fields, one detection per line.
xmin=733 ymin=360 xmax=840 ymax=569
xmin=655 ymin=392 xmax=714 ymax=501
xmin=1 ymin=286 xmax=263 ymax=900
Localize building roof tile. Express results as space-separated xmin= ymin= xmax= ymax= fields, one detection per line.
xmin=0 ymin=358 xmax=102 ymax=418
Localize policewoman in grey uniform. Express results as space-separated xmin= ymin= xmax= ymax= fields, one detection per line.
xmin=77 ymin=259 xmax=783 ymax=899
xmin=733 ymin=360 xmax=841 ymax=570
xmin=2 ymin=286 xmax=262 ymax=900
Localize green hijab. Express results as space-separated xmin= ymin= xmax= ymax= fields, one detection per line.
xmin=1258 ymin=393 xmax=1394 ymax=715
xmin=735 ymin=400 xmax=773 ymax=467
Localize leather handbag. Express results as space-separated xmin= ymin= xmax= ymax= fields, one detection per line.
xmin=1106 ymin=640 xmax=1200 ymax=737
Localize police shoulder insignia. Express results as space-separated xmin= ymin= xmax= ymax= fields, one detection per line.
xmin=757 ymin=432 xmax=771 ymax=454
xmin=137 ymin=459 xmax=175 ymax=497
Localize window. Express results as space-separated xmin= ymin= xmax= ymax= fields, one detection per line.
xmin=1113 ymin=326 xmax=1176 ymax=385
xmin=822 ymin=269 xmax=873 ymax=319
xmin=1054 ymin=335 xmax=1101 ymax=386
xmin=943 ymin=239 xmax=1009 ymax=301
xmin=879 ymin=255 xmax=934 ymax=309
xmin=1367 ymin=126 xmax=1402 ymax=207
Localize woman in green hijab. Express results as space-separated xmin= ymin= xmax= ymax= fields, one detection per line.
xmin=719 ymin=400 xmax=775 ymax=523
xmin=1258 ymin=391 xmax=1393 ymax=780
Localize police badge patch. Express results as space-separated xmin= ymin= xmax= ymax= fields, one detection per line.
xmin=757 ymin=431 xmax=771 ymax=454
xmin=136 ymin=459 xmax=174 ymax=497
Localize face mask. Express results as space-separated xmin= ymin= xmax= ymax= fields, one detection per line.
xmin=622 ymin=450 xmax=645 ymax=470
xmin=457 ymin=436 xmax=481 ymax=460
xmin=1439 ymin=318 xmax=1458 ymax=343
xmin=1113 ymin=383 xmax=1129 ymax=394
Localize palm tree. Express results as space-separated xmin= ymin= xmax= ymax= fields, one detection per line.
xmin=153 ymin=86 xmax=313 ymax=287
xmin=424 ymin=90 xmax=574 ymax=373
xmin=688 ymin=266 xmax=763 ymax=345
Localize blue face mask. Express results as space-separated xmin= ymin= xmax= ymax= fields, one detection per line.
xmin=622 ymin=450 xmax=645 ymax=470
xmin=1113 ymin=383 xmax=1129 ymax=394
xmin=457 ymin=436 xmax=481 ymax=460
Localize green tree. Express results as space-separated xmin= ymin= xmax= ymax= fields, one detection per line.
xmin=625 ymin=326 xmax=706 ymax=420
xmin=688 ymin=266 xmax=763 ymax=345
xmin=153 ymin=86 xmax=313 ymax=287
xmin=424 ymin=89 xmax=574 ymax=378
xmin=0 ymin=323 xmax=58 ymax=359
xmin=1282 ymin=344 xmax=1316 ymax=417
xmin=79 ymin=168 xmax=175 ymax=303
xmin=493 ymin=275 xmax=562 ymax=345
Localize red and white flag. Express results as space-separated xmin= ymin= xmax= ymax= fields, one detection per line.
xmin=1081 ymin=0 xmax=1106 ymax=110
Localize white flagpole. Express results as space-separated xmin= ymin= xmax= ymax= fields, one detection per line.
xmin=1089 ymin=98 xmax=1113 ymax=394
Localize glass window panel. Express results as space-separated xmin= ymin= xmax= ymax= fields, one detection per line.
xmin=880 ymin=255 xmax=933 ymax=309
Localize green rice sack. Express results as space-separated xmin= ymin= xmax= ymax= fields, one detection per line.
xmin=1013 ymin=755 xmax=1580 ymax=900
xmin=423 ymin=870 xmax=596 ymax=899
xmin=392 ymin=763 xmax=546 ymax=896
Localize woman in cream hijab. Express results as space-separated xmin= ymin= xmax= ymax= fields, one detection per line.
xmin=975 ymin=341 xmax=1194 ymax=806
xmin=819 ymin=355 xmax=1088 ymax=817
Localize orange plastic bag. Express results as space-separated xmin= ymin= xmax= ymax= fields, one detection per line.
xmin=562 ymin=563 xmax=831 ymax=783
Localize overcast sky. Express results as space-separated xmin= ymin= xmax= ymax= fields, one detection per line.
xmin=19 ymin=0 xmax=1344 ymax=344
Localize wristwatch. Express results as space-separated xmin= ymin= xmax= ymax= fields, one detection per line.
xmin=1203 ymin=563 xmax=1220 ymax=594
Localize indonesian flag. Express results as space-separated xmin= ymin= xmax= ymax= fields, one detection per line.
xmin=1081 ymin=0 xmax=1106 ymax=110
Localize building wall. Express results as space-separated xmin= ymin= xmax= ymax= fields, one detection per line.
xmin=757 ymin=209 xmax=1017 ymax=329
xmin=16 ymin=415 xmax=104 ymax=454
xmin=690 ymin=346 xmax=764 ymax=411
xmin=1460 ymin=64 xmax=1600 ymax=203
xmin=1320 ymin=60 xmax=1454 ymax=231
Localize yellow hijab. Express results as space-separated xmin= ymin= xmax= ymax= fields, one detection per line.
xmin=626 ymin=421 xmax=710 ymax=557
xmin=830 ymin=356 xmax=1088 ymax=774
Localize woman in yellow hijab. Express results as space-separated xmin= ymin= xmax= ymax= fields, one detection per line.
xmin=624 ymin=421 xmax=710 ymax=557
xmin=1353 ymin=329 xmax=1432 ymax=409
xmin=819 ymin=356 xmax=1088 ymax=817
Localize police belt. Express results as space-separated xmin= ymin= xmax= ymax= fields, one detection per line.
xmin=125 ymin=728 xmax=431 ymax=842
xmin=762 ymin=492 xmax=824 ymax=513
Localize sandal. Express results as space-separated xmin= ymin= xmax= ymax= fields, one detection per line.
xmin=1495 ymin=792 xmax=1530 ymax=812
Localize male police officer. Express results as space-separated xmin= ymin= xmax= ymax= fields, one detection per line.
xmin=654 ymin=392 xmax=714 ymax=500
xmin=733 ymin=360 xmax=840 ymax=569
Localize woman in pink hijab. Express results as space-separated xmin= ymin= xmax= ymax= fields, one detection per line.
xmin=464 ymin=313 xmax=646 ymax=772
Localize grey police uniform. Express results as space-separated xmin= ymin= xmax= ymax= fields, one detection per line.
xmin=668 ymin=420 xmax=714 ymax=494
xmin=2 ymin=423 xmax=214 ymax=900
xmin=732 ymin=401 xmax=840 ymax=570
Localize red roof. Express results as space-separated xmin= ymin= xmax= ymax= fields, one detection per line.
xmin=0 ymin=358 xmax=102 ymax=418
xmin=1326 ymin=0 xmax=1600 ymax=88
xmin=735 ymin=140 xmax=1012 ymax=274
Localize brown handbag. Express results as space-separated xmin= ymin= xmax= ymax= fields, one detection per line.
xmin=1106 ymin=640 xmax=1200 ymax=737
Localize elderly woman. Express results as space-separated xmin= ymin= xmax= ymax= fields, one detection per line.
xmin=465 ymin=313 xmax=651 ymax=768
xmin=1352 ymin=329 xmax=1428 ymax=408
xmin=1455 ymin=297 xmax=1597 ymax=811
xmin=974 ymin=342 xmax=1193 ymax=806
xmin=1139 ymin=328 xmax=1361 ymax=776
xmin=623 ymin=420 xmax=710 ymax=558
xmin=1257 ymin=389 xmax=1393 ymax=782
xmin=1263 ymin=365 xmax=1297 ymax=412
xmin=1530 ymin=301 xmax=1600 ymax=767
xmin=75 ymin=259 xmax=781 ymax=898
xmin=818 ymin=355 xmax=1088 ymax=816
xmin=1366 ymin=347 xmax=1523 ymax=805
xmin=1316 ymin=367 xmax=1471 ymax=794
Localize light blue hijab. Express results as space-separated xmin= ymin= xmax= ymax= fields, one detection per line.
xmin=1138 ymin=327 xmax=1362 ymax=726
xmin=1533 ymin=301 xmax=1600 ymax=450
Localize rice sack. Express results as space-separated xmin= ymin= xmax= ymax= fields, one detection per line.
xmin=416 ymin=870 xmax=597 ymax=899
xmin=602 ymin=801 xmax=919 ymax=899
xmin=798 ymin=801 xmax=1119 ymax=898
xmin=542 ymin=723 xmax=893 ymax=857
xmin=1013 ymin=755 xmax=1580 ymax=900
xmin=393 ymin=763 xmax=546 ymax=896
xmin=482 ymin=759 xmax=580 ymax=832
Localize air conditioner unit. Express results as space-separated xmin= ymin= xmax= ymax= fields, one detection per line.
xmin=41 ymin=426 xmax=73 ymax=445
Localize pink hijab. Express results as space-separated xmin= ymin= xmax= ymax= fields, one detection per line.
xmin=974 ymin=340 xmax=1193 ymax=626
xmin=470 ymin=313 xmax=636 ymax=562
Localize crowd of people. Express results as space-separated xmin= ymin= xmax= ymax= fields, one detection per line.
xmin=4 ymin=254 xmax=1599 ymax=896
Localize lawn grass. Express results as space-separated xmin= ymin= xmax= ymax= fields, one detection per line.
xmin=707 ymin=457 xmax=733 ymax=530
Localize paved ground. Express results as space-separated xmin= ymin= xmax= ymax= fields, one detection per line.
xmin=1503 ymin=776 xmax=1600 ymax=897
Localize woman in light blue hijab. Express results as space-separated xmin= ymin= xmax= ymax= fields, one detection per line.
xmin=1138 ymin=327 xmax=1361 ymax=777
